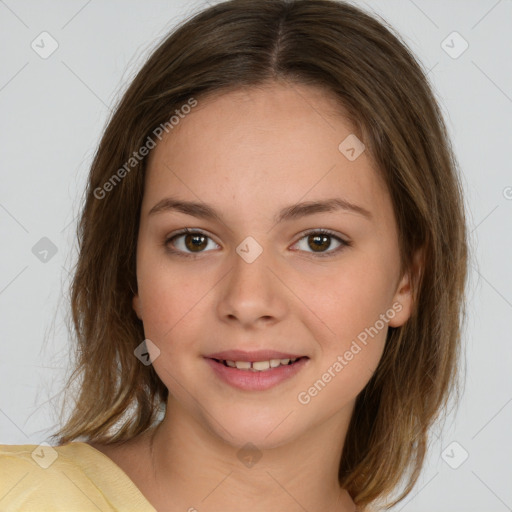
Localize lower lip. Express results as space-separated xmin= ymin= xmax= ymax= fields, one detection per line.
xmin=205 ymin=357 xmax=309 ymax=391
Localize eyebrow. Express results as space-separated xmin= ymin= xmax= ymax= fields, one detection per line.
xmin=148 ymin=196 xmax=372 ymax=223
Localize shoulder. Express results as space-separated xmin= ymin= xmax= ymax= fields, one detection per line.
xmin=0 ymin=443 xmax=63 ymax=486
xmin=0 ymin=443 xmax=99 ymax=510
xmin=0 ymin=443 xmax=130 ymax=511
xmin=0 ymin=442 xmax=91 ymax=477
xmin=0 ymin=442 xmax=156 ymax=511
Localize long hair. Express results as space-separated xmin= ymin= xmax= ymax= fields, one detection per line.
xmin=50 ymin=1 xmax=469 ymax=508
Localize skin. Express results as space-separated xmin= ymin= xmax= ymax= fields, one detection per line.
xmin=90 ymin=80 xmax=418 ymax=512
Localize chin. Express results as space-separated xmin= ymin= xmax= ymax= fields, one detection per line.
xmin=202 ymin=404 xmax=306 ymax=451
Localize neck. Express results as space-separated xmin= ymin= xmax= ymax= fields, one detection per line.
xmin=146 ymin=396 xmax=357 ymax=512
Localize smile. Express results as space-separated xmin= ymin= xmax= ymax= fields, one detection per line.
xmin=214 ymin=357 xmax=303 ymax=371
xmin=205 ymin=356 xmax=309 ymax=391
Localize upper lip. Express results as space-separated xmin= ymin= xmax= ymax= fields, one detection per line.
xmin=205 ymin=350 xmax=308 ymax=362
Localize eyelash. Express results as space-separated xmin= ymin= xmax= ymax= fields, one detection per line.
xmin=163 ymin=228 xmax=351 ymax=259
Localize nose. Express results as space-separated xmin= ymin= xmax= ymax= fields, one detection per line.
xmin=216 ymin=243 xmax=288 ymax=329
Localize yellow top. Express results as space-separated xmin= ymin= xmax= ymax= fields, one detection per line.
xmin=0 ymin=442 xmax=157 ymax=511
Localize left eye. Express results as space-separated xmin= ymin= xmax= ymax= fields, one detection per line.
xmin=292 ymin=230 xmax=347 ymax=256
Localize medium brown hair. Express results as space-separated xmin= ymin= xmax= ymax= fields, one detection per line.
xmin=50 ymin=0 xmax=469 ymax=508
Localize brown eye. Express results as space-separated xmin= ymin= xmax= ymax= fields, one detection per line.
xmin=184 ymin=233 xmax=208 ymax=252
xmin=292 ymin=230 xmax=348 ymax=257
xmin=165 ymin=229 xmax=219 ymax=256
xmin=307 ymin=233 xmax=331 ymax=252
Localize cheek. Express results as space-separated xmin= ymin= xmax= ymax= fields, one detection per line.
xmin=291 ymin=254 xmax=394 ymax=401
xmin=300 ymin=344 xmax=384 ymax=414
xmin=136 ymin=273 xmax=206 ymax=392
xmin=138 ymin=276 xmax=199 ymax=338
xmin=295 ymin=255 xmax=396 ymax=348
xmin=136 ymin=250 xmax=190 ymax=336
xmin=296 ymin=282 xmax=388 ymax=413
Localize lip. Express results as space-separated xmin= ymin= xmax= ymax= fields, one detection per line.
xmin=204 ymin=356 xmax=309 ymax=391
xmin=204 ymin=349 xmax=306 ymax=362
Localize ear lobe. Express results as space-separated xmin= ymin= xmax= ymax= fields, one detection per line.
xmin=132 ymin=295 xmax=142 ymax=320
xmin=388 ymin=247 xmax=424 ymax=328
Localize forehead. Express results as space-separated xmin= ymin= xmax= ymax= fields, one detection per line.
xmin=143 ymin=82 xmax=389 ymax=220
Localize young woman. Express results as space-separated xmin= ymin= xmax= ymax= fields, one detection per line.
xmin=0 ymin=1 xmax=468 ymax=510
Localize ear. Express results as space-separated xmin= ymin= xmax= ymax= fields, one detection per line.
xmin=132 ymin=294 xmax=142 ymax=320
xmin=388 ymin=247 xmax=424 ymax=328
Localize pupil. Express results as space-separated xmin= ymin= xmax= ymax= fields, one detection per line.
xmin=309 ymin=234 xmax=330 ymax=252
xmin=185 ymin=234 xmax=207 ymax=252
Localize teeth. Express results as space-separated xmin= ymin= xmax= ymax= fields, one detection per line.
xmin=234 ymin=361 xmax=252 ymax=370
xmin=224 ymin=358 xmax=299 ymax=371
xmin=252 ymin=360 xmax=270 ymax=371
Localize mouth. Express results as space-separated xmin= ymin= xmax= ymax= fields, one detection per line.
xmin=204 ymin=353 xmax=310 ymax=391
xmin=209 ymin=356 xmax=308 ymax=372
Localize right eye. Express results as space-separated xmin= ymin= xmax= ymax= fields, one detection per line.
xmin=164 ymin=228 xmax=220 ymax=257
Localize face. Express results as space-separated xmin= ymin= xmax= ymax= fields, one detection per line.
xmin=132 ymin=81 xmax=415 ymax=449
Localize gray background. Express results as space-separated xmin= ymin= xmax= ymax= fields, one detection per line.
xmin=1 ymin=1 xmax=511 ymax=510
